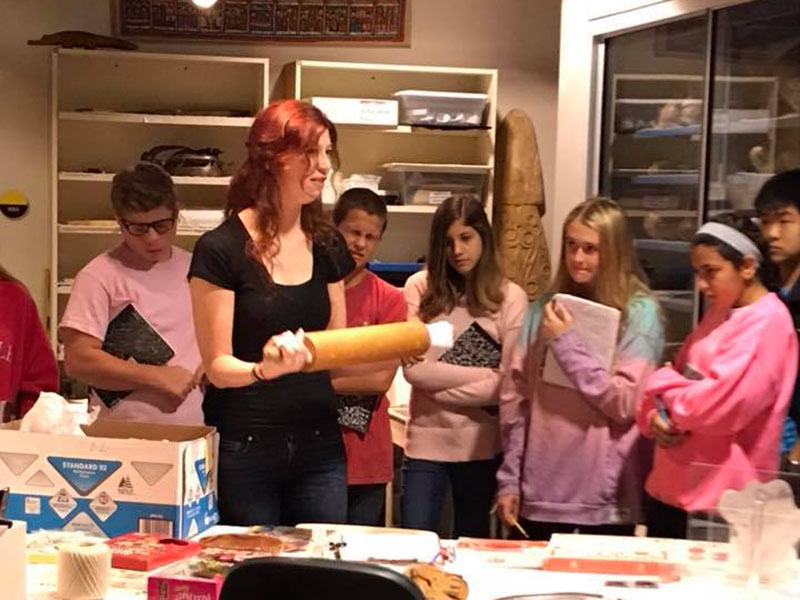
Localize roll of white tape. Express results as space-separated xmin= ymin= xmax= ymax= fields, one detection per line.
xmin=56 ymin=541 xmax=111 ymax=600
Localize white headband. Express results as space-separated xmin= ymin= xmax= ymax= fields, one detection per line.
xmin=695 ymin=222 xmax=762 ymax=264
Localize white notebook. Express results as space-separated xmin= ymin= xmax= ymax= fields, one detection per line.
xmin=542 ymin=293 xmax=621 ymax=390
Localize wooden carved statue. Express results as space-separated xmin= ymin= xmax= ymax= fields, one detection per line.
xmin=493 ymin=108 xmax=551 ymax=301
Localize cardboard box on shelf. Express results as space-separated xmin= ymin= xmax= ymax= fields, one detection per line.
xmin=0 ymin=420 xmax=218 ymax=539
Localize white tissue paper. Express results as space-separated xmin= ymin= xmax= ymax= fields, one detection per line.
xmin=19 ymin=392 xmax=97 ymax=436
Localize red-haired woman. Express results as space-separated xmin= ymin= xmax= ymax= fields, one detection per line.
xmin=189 ymin=100 xmax=354 ymax=526
xmin=0 ymin=264 xmax=59 ymax=421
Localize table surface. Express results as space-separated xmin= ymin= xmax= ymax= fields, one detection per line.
xmin=24 ymin=527 xmax=800 ymax=600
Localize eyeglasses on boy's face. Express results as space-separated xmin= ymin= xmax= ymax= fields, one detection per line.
xmin=119 ymin=218 xmax=176 ymax=236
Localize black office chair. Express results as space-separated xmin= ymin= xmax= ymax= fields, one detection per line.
xmin=219 ymin=557 xmax=426 ymax=600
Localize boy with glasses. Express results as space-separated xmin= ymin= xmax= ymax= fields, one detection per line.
xmin=59 ymin=162 xmax=204 ymax=424
xmin=754 ymin=170 xmax=800 ymax=474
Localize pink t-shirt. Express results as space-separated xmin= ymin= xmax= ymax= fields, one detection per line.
xmin=59 ymin=246 xmax=203 ymax=425
xmin=341 ymin=271 xmax=407 ymax=485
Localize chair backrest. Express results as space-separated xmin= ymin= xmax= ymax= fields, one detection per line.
xmin=219 ymin=557 xmax=427 ymax=600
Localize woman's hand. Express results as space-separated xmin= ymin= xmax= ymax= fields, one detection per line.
xmin=649 ymin=410 xmax=686 ymax=448
xmin=540 ymin=299 xmax=574 ymax=344
xmin=259 ymin=329 xmax=313 ymax=379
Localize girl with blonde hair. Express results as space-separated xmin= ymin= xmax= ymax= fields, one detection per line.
xmin=497 ymin=198 xmax=664 ymax=539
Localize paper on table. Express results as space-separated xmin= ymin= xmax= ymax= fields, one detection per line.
xmin=339 ymin=532 xmax=441 ymax=562
xmin=542 ymin=293 xmax=621 ymax=390
xmin=296 ymin=523 xmax=441 ymax=562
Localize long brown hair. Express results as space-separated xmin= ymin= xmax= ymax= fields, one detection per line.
xmin=550 ymin=198 xmax=652 ymax=321
xmin=419 ymin=195 xmax=505 ymax=321
xmin=0 ymin=263 xmax=19 ymax=283
xmin=226 ymin=99 xmax=338 ymax=273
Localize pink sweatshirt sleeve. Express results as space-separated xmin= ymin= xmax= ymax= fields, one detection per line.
xmin=646 ymin=308 xmax=793 ymax=435
xmin=429 ymin=283 xmax=528 ymax=407
xmin=548 ymin=295 xmax=663 ymax=424
xmin=637 ymin=327 xmax=696 ymax=437
xmin=496 ymin=299 xmax=542 ymax=497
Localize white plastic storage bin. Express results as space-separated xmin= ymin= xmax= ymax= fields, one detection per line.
xmin=379 ymin=163 xmax=490 ymax=205
xmin=308 ymin=97 xmax=398 ymax=126
xmin=393 ymin=90 xmax=489 ymax=128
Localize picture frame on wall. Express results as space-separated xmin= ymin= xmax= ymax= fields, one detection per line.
xmin=113 ymin=0 xmax=409 ymax=44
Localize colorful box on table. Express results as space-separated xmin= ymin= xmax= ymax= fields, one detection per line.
xmin=0 ymin=420 xmax=218 ymax=539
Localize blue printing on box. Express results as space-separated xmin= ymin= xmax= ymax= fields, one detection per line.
xmin=6 ymin=493 xmax=218 ymax=539
xmin=180 ymin=492 xmax=219 ymax=538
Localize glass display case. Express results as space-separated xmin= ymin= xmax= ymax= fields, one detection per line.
xmin=598 ymin=0 xmax=800 ymax=353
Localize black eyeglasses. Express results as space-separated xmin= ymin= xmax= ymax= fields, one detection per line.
xmin=120 ymin=218 xmax=176 ymax=236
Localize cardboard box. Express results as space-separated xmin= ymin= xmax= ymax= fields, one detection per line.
xmin=0 ymin=521 xmax=26 ymax=600
xmin=0 ymin=420 xmax=218 ymax=539
xmin=148 ymin=565 xmax=224 ymax=600
xmin=308 ymin=97 xmax=398 ymax=126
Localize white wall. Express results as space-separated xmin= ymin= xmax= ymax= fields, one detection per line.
xmin=0 ymin=0 xmax=560 ymax=320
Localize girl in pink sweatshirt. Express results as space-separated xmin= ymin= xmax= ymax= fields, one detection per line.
xmin=401 ymin=195 xmax=528 ymax=538
xmin=497 ymin=198 xmax=664 ymax=540
xmin=638 ymin=214 xmax=798 ymax=538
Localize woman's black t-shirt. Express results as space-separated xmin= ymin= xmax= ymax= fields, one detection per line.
xmin=188 ymin=214 xmax=354 ymax=432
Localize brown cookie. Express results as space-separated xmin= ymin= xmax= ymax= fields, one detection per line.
xmin=199 ymin=533 xmax=282 ymax=555
xmin=406 ymin=563 xmax=468 ymax=600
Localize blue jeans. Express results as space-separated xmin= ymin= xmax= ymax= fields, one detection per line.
xmin=347 ymin=483 xmax=386 ymax=526
xmin=217 ymin=420 xmax=347 ymax=526
xmin=401 ymin=455 xmax=500 ymax=538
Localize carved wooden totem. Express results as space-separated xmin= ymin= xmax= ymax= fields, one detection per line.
xmin=493 ymin=108 xmax=551 ymax=301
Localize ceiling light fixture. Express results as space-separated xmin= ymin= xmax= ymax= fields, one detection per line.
xmin=191 ymin=0 xmax=219 ymax=9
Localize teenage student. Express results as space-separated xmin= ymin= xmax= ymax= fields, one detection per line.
xmin=638 ymin=214 xmax=797 ymax=538
xmin=60 ymin=163 xmax=204 ymax=424
xmin=331 ymin=188 xmax=407 ymax=526
xmin=754 ymin=170 xmax=800 ymax=471
xmin=0 ymin=265 xmax=59 ymax=421
xmin=401 ymin=195 xmax=528 ymax=538
xmin=497 ymin=197 xmax=664 ymax=541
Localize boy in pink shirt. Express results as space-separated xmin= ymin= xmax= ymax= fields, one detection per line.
xmin=59 ymin=163 xmax=204 ymax=425
xmin=638 ymin=215 xmax=797 ymax=538
xmin=331 ymin=189 xmax=407 ymax=526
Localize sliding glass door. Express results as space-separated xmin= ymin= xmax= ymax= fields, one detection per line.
xmin=598 ymin=0 xmax=800 ymax=353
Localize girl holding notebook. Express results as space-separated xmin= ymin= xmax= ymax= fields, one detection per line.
xmin=497 ymin=198 xmax=664 ymax=540
xmin=401 ymin=195 xmax=528 ymax=538
xmin=637 ymin=214 xmax=797 ymax=538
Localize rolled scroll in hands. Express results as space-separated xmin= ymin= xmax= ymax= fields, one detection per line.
xmin=262 ymin=321 xmax=454 ymax=373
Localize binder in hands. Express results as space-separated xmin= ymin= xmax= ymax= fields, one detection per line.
xmin=93 ymin=304 xmax=174 ymax=408
xmin=542 ymin=293 xmax=621 ymax=390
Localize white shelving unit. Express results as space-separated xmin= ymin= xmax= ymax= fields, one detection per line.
xmin=279 ymin=60 xmax=498 ymax=262
xmin=50 ymin=48 xmax=269 ymax=345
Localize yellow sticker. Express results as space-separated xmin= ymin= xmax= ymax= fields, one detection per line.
xmin=0 ymin=189 xmax=29 ymax=219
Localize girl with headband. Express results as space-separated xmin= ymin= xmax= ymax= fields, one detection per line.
xmin=638 ymin=213 xmax=797 ymax=538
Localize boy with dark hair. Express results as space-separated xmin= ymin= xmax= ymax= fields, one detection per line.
xmin=331 ymin=188 xmax=406 ymax=526
xmin=754 ymin=169 xmax=800 ymax=468
xmin=60 ymin=162 xmax=204 ymax=424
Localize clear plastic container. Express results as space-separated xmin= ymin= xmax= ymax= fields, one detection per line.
xmin=393 ymin=90 xmax=489 ymax=128
xmin=379 ymin=163 xmax=488 ymax=205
